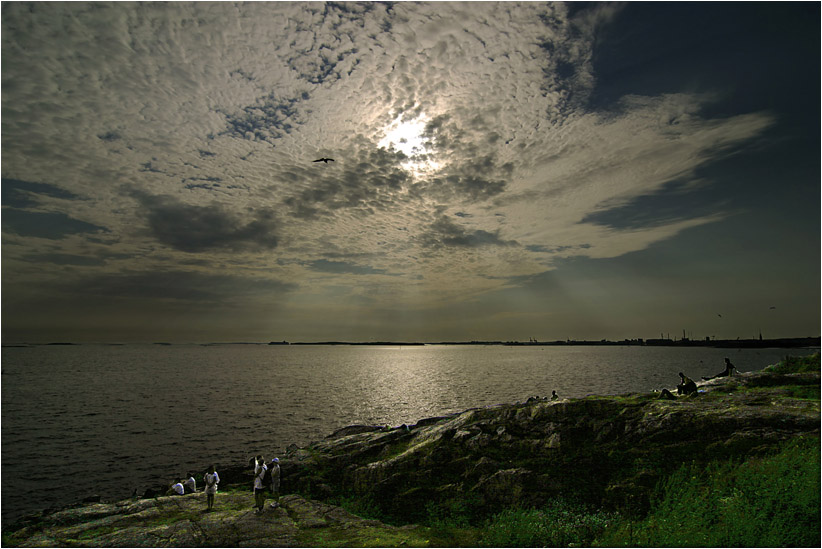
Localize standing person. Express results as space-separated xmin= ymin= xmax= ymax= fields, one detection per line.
xmin=268 ymin=457 xmax=281 ymax=509
xmin=183 ymin=472 xmax=196 ymax=494
xmin=204 ymin=465 xmax=219 ymax=512
xmin=253 ymin=455 xmax=267 ymax=513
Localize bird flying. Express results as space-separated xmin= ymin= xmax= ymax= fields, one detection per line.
xmin=313 ymin=158 xmax=335 ymax=163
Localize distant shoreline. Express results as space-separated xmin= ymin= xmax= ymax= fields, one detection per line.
xmin=3 ymin=337 xmax=820 ymax=348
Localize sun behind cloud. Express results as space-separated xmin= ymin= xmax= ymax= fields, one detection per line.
xmin=378 ymin=110 xmax=441 ymax=176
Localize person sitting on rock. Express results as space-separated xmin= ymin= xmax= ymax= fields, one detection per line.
xmin=658 ymin=388 xmax=677 ymax=400
xmin=677 ymin=372 xmax=698 ymax=396
xmin=551 ymin=390 xmax=559 ymax=401
xmin=166 ymin=479 xmax=185 ymax=496
xmin=183 ymin=473 xmax=196 ymax=494
xmin=702 ymin=358 xmax=737 ymax=381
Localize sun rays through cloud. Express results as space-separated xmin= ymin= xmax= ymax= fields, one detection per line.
xmin=378 ymin=110 xmax=441 ymax=176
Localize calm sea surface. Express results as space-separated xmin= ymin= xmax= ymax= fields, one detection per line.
xmin=1 ymin=344 xmax=817 ymax=525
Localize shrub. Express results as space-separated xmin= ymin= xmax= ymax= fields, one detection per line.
xmin=328 ymin=494 xmax=385 ymax=522
xmin=600 ymin=436 xmax=821 ymax=547
xmin=480 ymin=499 xmax=616 ymax=547
xmin=765 ymin=353 xmax=820 ymax=374
xmin=424 ymin=497 xmax=476 ymax=529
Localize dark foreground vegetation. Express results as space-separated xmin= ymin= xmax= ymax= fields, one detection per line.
xmin=4 ymin=354 xmax=819 ymax=547
xmin=353 ymin=433 xmax=818 ymax=547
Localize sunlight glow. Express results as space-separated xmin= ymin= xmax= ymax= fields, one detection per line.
xmin=378 ymin=112 xmax=440 ymax=175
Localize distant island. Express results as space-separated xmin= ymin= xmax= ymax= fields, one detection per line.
xmin=273 ymin=336 xmax=820 ymax=348
xmin=3 ymin=336 xmax=819 ymax=348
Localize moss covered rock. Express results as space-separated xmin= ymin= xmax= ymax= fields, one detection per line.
xmin=283 ymin=364 xmax=820 ymax=520
xmin=3 ymin=493 xmax=432 ymax=547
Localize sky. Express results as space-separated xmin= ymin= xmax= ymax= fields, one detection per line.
xmin=2 ymin=1 xmax=819 ymax=344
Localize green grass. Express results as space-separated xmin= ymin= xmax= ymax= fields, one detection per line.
xmin=598 ymin=435 xmax=821 ymax=547
xmin=478 ymin=500 xmax=617 ymax=547
xmin=328 ymin=494 xmax=386 ymax=522
xmin=765 ymin=353 xmax=820 ymax=374
xmin=785 ymin=384 xmax=821 ymax=400
xmin=296 ymin=525 xmax=434 ymax=547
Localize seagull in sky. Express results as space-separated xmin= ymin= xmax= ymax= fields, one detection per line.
xmin=313 ymin=158 xmax=335 ymax=163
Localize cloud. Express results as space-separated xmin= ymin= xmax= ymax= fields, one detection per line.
xmin=131 ymin=191 xmax=280 ymax=253
xmin=20 ymin=253 xmax=106 ymax=266
xmin=2 ymin=1 xmax=804 ymax=342
xmin=307 ymin=259 xmax=388 ymax=276
xmin=281 ymin=146 xmax=411 ymax=219
xmin=219 ymin=90 xmax=311 ymax=144
xmin=419 ymin=215 xmax=518 ymax=250
xmin=1 ymin=178 xmax=81 ymax=208
xmin=2 ymin=209 xmax=107 ymax=240
xmin=71 ymin=269 xmax=296 ymax=303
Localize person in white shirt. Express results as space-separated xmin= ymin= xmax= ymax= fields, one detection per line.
xmin=253 ymin=455 xmax=267 ymax=514
xmin=166 ymin=479 xmax=185 ymax=496
xmin=203 ymin=465 xmax=219 ymax=511
xmin=268 ymin=457 xmax=281 ymax=509
xmin=183 ymin=473 xmax=196 ymax=494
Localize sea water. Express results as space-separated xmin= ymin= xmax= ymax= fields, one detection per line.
xmin=1 ymin=343 xmax=816 ymax=525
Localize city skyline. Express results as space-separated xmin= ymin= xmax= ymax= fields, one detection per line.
xmin=2 ymin=2 xmax=819 ymax=343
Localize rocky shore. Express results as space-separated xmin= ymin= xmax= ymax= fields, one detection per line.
xmin=4 ymin=358 xmax=819 ymax=547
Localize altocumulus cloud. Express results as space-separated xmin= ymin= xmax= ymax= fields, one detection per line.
xmin=2 ymin=1 xmax=810 ymax=342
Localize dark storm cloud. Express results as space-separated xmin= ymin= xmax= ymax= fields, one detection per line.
xmin=419 ymin=216 xmax=518 ymax=250
xmin=308 ymin=259 xmax=388 ymax=276
xmin=131 ymin=191 xmax=280 ymax=253
xmin=71 ymin=270 xmax=296 ymax=302
xmin=283 ymin=147 xmax=410 ymax=219
xmin=1 ymin=178 xmax=81 ymax=208
xmin=2 ymin=209 xmax=107 ymax=240
xmin=219 ymin=90 xmax=310 ymax=144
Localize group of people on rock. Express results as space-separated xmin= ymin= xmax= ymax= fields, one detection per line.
xmin=163 ymin=456 xmax=281 ymax=514
xmin=659 ymin=358 xmax=738 ymax=400
xmin=252 ymin=455 xmax=281 ymax=514
xmin=164 ymin=465 xmax=221 ymax=511
xmin=525 ymin=390 xmax=561 ymax=403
